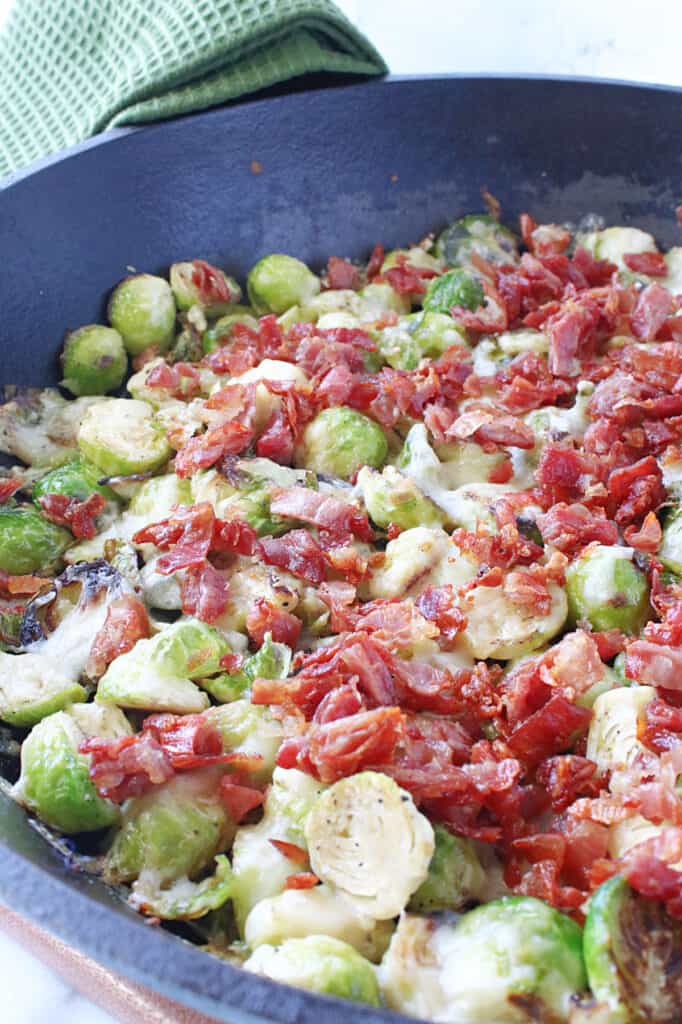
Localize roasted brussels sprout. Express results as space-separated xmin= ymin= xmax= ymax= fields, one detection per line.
xmin=170 ymin=260 xmax=241 ymax=314
xmin=357 ymin=465 xmax=445 ymax=530
xmin=379 ymin=898 xmax=586 ymax=1023
xmin=586 ymin=686 xmax=655 ymax=776
xmin=305 ymin=772 xmax=434 ymax=920
xmin=298 ymin=407 xmax=388 ymax=479
xmin=127 ymin=471 xmax=191 ymax=522
xmin=0 ymin=505 xmax=71 ymax=574
xmin=32 ymin=455 xmax=116 ymax=504
xmin=0 ymin=651 xmax=86 ymax=726
xmin=245 ymin=936 xmax=381 ymax=1006
xmin=78 ymin=398 xmax=171 ymax=476
xmin=578 ymin=226 xmax=657 ymax=271
xmin=423 ymin=268 xmax=484 ymax=314
xmin=434 ymin=213 xmax=519 ymax=269
xmin=201 ymin=634 xmax=292 ymax=703
xmin=0 ymin=387 xmax=102 ymax=468
xmin=191 ymin=468 xmax=291 ymax=538
xmin=408 ymin=825 xmax=485 ymax=913
xmin=368 ymin=526 xmax=477 ymax=600
xmin=105 ymin=769 xmax=235 ymax=885
xmin=377 ymin=311 xmax=468 ymax=370
xmin=202 ymin=307 xmax=259 ymax=354
xmin=584 ymin=875 xmax=682 ymax=1024
xmin=206 ymin=700 xmax=284 ymax=783
xmin=659 ymin=507 xmax=682 ymax=575
xmin=96 ymin=619 xmax=228 ymax=713
xmin=108 ymin=274 xmax=176 ymax=355
xmin=131 ymin=854 xmax=234 ymax=921
xmin=247 ymin=255 xmax=321 ymax=315
xmin=459 ymin=574 xmax=567 ymax=660
xmin=566 ymin=545 xmax=650 ymax=634
xmin=61 ymin=325 xmax=128 ymax=396
xmin=12 ymin=703 xmax=131 ymax=833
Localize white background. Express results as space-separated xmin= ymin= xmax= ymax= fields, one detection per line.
xmin=0 ymin=0 xmax=681 ymax=1020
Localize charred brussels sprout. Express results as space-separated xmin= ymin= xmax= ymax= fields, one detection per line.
xmin=0 ymin=505 xmax=71 ymax=574
xmin=78 ymin=399 xmax=171 ymax=476
xmin=245 ymin=936 xmax=381 ymax=1006
xmin=305 ymin=772 xmax=434 ymax=920
xmin=298 ymin=407 xmax=388 ymax=479
xmin=434 ymin=213 xmax=519 ymax=269
xmin=32 ymin=455 xmax=115 ymax=504
xmin=61 ymin=325 xmax=127 ymax=396
xmin=423 ymin=268 xmax=484 ymax=314
xmin=566 ymin=545 xmax=650 ymax=634
xmin=202 ymin=307 xmax=259 ymax=354
xmin=247 ymin=255 xmax=321 ymax=315
xmin=584 ymin=875 xmax=682 ymax=1024
xmin=12 ymin=704 xmax=131 ymax=833
xmin=357 ymin=465 xmax=445 ymax=530
xmin=108 ymin=274 xmax=176 ymax=355
xmin=408 ymin=825 xmax=485 ymax=913
xmin=169 ymin=260 xmax=241 ymax=315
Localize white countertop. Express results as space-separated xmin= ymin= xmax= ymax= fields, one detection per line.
xmin=0 ymin=0 xmax=681 ymax=1021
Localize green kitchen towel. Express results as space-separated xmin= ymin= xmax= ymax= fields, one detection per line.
xmin=0 ymin=0 xmax=387 ymax=179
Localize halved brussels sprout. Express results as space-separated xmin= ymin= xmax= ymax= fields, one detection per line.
xmin=382 ymin=246 xmax=443 ymax=276
xmin=423 ymin=268 xmax=484 ymax=314
xmin=170 ymin=261 xmax=241 ymax=315
xmin=368 ymin=526 xmax=477 ymax=600
xmin=357 ymin=282 xmax=411 ymax=318
xmin=61 ymin=325 xmax=128 ymax=397
xmin=304 ymin=772 xmax=434 ymax=920
xmin=0 ymin=388 xmax=102 ymax=468
xmin=0 ymin=651 xmax=86 ymax=726
xmin=408 ymin=825 xmax=485 ymax=913
xmin=297 ymin=407 xmax=388 ymax=480
xmin=586 ymin=686 xmax=656 ymax=776
xmin=244 ymin=885 xmax=394 ymax=963
xmin=108 ymin=274 xmax=176 ymax=355
xmin=566 ymin=545 xmax=650 ymax=635
xmin=231 ymin=767 xmax=327 ymax=931
xmin=247 ymin=255 xmax=320 ymax=315
xmin=127 ymin=471 xmax=191 ymax=522
xmin=0 ymin=505 xmax=71 ymax=574
xmin=202 ymin=635 xmax=292 ymax=703
xmin=12 ymin=703 xmax=131 ymax=833
xmin=584 ymin=875 xmax=682 ymax=1024
xmin=577 ymin=226 xmax=657 ymax=271
xmin=202 ymin=307 xmax=259 ymax=354
xmin=32 ymin=455 xmax=116 ymax=505
xmin=357 ymin=465 xmax=445 ymax=530
xmin=191 ymin=467 xmax=291 ymax=538
xmin=459 ymin=577 xmax=567 ymax=660
xmin=229 ymin=358 xmax=309 ymax=432
xmin=206 ymin=700 xmax=284 ymax=783
xmin=104 ymin=769 xmax=235 ymax=885
xmin=245 ymin=935 xmax=381 ymax=1006
xmin=96 ymin=619 xmax=228 ymax=713
xmin=434 ymin=213 xmax=519 ymax=269
xmin=130 ymin=854 xmax=234 ymax=921
xmin=78 ymin=399 xmax=171 ymax=477
xmin=377 ymin=312 xmax=468 ymax=370
xmin=496 ymin=327 xmax=549 ymax=356
xmin=659 ymin=507 xmax=682 ymax=575
xmin=379 ymin=898 xmax=586 ymax=1024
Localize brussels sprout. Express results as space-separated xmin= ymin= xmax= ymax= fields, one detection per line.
xmin=190 ymin=463 xmax=300 ymax=537
xmin=434 ymin=213 xmax=519 ymax=268
xmin=245 ymin=936 xmax=381 ymax=1006
xmin=78 ymin=399 xmax=171 ymax=477
xmin=584 ymin=875 xmax=682 ymax=1024
xmin=305 ymin=772 xmax=434 ymax=920
xmin=423 ymin=268 xmax=484 ymax=315
xmin=357 ymin=282 xmax=411 ymax=318
xmin=566 ymin=545 xmax=650 ymax=635
xmin=97 ymin=619 xmax=228 ymax=713
xmin=244 ymin=886 xmax=394 ymax=963
xmin=382 ymin=246 xmax=443 ymax=276
xmin=0 ymin=651 xmax=86 ymax=726
xmin=202 ymin=635 xmax=292 ymax=703
xmin=206 ymin=700 xmax=284 ymax=783
xmin=659 ymin=507 xmax=682 ymax=575
xmin=169 ymin=260 xmax=241 ymax=315
xmin=130 ymin=854 xmax=234 ymax=921
xmin=247 ymin=255 xmax=321 ymax=315
xmin=435 ymin=441 xmax=508 ymax=490
xmin=128 ymin=472 xmax=191 ymax=522
xmin=578 ymin=226 xmax=657 ymax=271
xmin=228 ymin=359 xmax=309 ymax=432
xmin=459 ymin=577 xmax=567 ymax=660
xmin=368 ymin=526 xmax=477 ymax=600
xmin=379 ymin=899 xmax=586 ymax=1023
xmin=12 ymin=703 xmax=131 ymax=833
xmin=661 ymin=247 xmax=682 ymax=294
xmin=61 ymin=325 xmax=128 ymax=397
xmin=586 ymin=686 xmax=656 ymax=776
xmin=202 ymin=307 xmax=259 ymax=354
xmin=377 ymin=312 xmax=468 ymax=370
xmin=0 ymin=505 xmax=71 ymax=574
xmin=298 ymin=407 xmax=388 ymax=479
xmin=108 ymin=274 xmax=176 ymax=356
xmin=231 ymin=767 xmax=327 ymax=930
xmin=0 ymin=387 xmax=102 ymax=468
xmin=299 ymin=284 xmax=410 ymax=324
xmin=105 ymin=769 xmax=235 ymax=885
xmin=32 ymin=455 xmax=116 ymax=504
xmin=496 ymin=327 xmax=549 ymax=356
xmin=408 ymin=825 xmax=485 ymax=913
xmin=357 ymin=466 xmax=445 ymax=530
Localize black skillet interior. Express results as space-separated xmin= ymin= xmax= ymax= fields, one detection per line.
xmin=0 ymin=75 xmax=681 ymax=1023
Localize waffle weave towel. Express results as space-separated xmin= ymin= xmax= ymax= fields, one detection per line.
xmin=0 ymin=0 xmax=386 ymax=178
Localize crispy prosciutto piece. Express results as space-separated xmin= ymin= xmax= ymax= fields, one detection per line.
xmin=493 ymin=352 xmax=575 ymax=414
xmin=133 ymin=504 xmax=257 ymax=574
xmin=535 ymin=755 xmax=603 ymax=813
xmin=623 ymin=251 xmax=668 ymax=276
xmin=190 ymin=259 xmax=237 ymax=305
xmin=174 ymin=421 xmax=252 ymax=477
xmin=415 ymin=585 xmax=467 ymax=643
xmin=631 ymin=283 xmax=674 ymax=341
xmin=642 ymin=698 xmax=682 ymax=753
xmin=618 ymin=828 xmax=682 ymax=918
xmin=269 ymin=839 xmax=309 ymax=864
xmin=246 ymin=598 xmax=301 ymax=648
xmin=285 ymin=872 xmax=320 ymax=890
xmin=145 ymin=361 xmax=202 ymax=400
xmin=0 ymin=478 xmax=22 ymax=504
xmin=86 ymin=594 xmax=151 ymax=677
xmin=219 ymin=775 xmax=265 ymax=822
xmin=269 ymin=487 xmax=373 ymax=542
xmin=38 ymin=492 xmax=106 ymax=540
xmin=507 ymin=695 xmax=592 ymax=768
xmin=326 ymin=256 xmax=361 ymax=291
xmin=255 ymin=408 xmax=294 ymax=464
xmin=571 ymin=246 xmax=617 ymax=287
xmin=180 ymin=562 xmax=230 ymax=623
xmin=0 ymin=571 xmax=51 ymax=597
xmin=536 ymin=502 xmax=617 ymax=554
xmin=443 ymin=409 xmax=535 ymax=450
xmin=81 ymin=733 xmax=174 ymax=803
xmin=366 ymin=243 xmax=385 ymax=281
xmin=258 ymin=530 xmax=327 ymax=584
xmin=607 ymin=455 xmax=665 ymax=528
xmin=623 ymin=510 xmax=662 ymax=552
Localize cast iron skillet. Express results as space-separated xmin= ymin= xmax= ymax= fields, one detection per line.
xmin=0 ymin=75 xmax=681 ymax=1023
